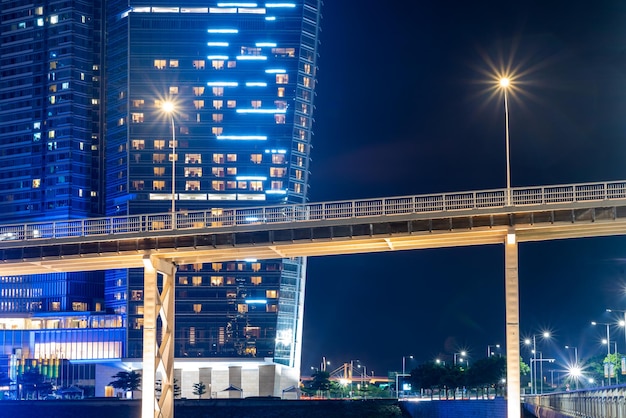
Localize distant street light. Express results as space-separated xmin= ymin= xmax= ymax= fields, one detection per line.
xmin=565 ymin=345 xmax=579 ymax=390
xmin=398 ymin=355 xmax=413 ymax=398
xmin=161 ymin=101 xmax=177 ymax=228
xmin=499 ymin=77 xmax=512 ymax=206
xmin=524 ymin=331 xmax=550 ymax=395
xmin=607 ymin=308 xmax=626 ymax=352
xmin=487 ymin=344 xmax=501 ymax=357
xmin=592 ymin=321 xmax=613 ymax=386
xmin=454 ymin=351 xmax=467 ymax=366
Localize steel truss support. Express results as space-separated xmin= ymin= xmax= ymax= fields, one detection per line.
xmin=141 ymin=256 xmax=176 ymax=418
xmin=505 ymin=232 xmax=521 ymax=418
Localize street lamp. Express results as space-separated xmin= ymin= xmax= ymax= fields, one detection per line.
xmin=565 ymin=345 xmax=579 ymax=390
xmin=499 ymin=77 xmax=512 ymax=206
xmin=487 ymin=344 xmax=501 ymax=357
xmin=453 ymin=351 xmax=466 ymax=366
xmin=162 ymin=101 xmax=176 ymax=228
xmin=398 ymin=355 xmax=413 ymax=399
xmin=524 ymin=331 xmax=550 ymax=395
xmin=402 ymin=355 xmax=413 ymax=376
xmin=592 ymin=321 xmax=613 ymax=386
xmin=607 ymin=308 xmax=626 ymax=351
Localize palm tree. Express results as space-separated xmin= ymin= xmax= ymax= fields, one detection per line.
xmin=192 ymin=381 xmax=207 ymax=399
xmin=109 ymin=370 xmax=141 ymax=398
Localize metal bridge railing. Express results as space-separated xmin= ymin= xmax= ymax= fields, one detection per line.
xmin=1 ymin=180 xmax=626 ymax=243
xmin=526 ymin=387 xmax=626 ymax=418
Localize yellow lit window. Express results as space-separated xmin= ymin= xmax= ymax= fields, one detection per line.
xmin=212 ymin=167 xmax=225 ymax=177
xmin=272 ymin=181 xmax=283 ymax=190
xmin=251 ymin=154 xmax=262 ymax=164
xmin=227 ymin=154 xmax=237 ymax=162
xmin=272 ymin=154 xmax=285 ymax=164
xmin=226 ymin=167 xmax=237 ymax=175
xmin=238 ymin=304 xmax=248 ymax=313
xmin=32 ymin=179 xmax=41 ymax=188
xmin=178 ymin=276 xmax=189 ymax=285
xmin=266 ymin=290 xmax=278 ymax=298
xmin=251 ymin=100 xmax=262 ymax=108
xmin=193 ymin=86 xmax=205 ymax=96
xmin=169 ymin=86 xmax=179 ymax=94
xmin=213 ymin=100 xmax=223 ymax=109
xmin=193 ymin=100 xmax=204 ymax=109
xmin=304 ymin=63 xmax=311 ymax=74
xmin=294 ymin=183 xmax=302 ymax=194
xmin=185 ymin=180 xmax=200 ymax=191
xmin=227 ymin=100 xmax=236 ymax=108
xmin=212 ymin=127 xmax=223 ymax=135
xmin=153 ymin=153 xmax=166 ymax=163
xmin=251 ymin=276 xmax=262 ymax=285
xmin=250 ymin=181 xmax=263 ymax=191
xmin=212 ymin=181 xmax=225 ymax=191
xmin=213 ymin=154 xmax=224 ymax=163
xmin=227 ymin=61 xmax=236 ymax=68
xmin=153 ymin=181 xmax=165 ymax=191
xmin=154 ymin=140 xmax=165 ymax=150
xmin=277 ymin=87 xmax=285 ymax=97
xmin=275 ymin=114 xmax=285 ymax=124
xmin=154 ymin=59 xmax=166 ymax=69
xmin=212 ymin=60 xmax=224 ymax=70
xmin=276 ymin=74 xmax=288 ymax=84
xmin=303 ymin=76 xmax=311 ymax=88
xmin=131 ymin=113 xmax=144 ymax=123
xmin=193 ymin=60 xmax=205 ymax=69
xmin=131 ymin=139 xmax=145 ymax=150
xmin=169 ymin=60 xmax=179 ymax=68
xmin=192 ymin=276 xmax=202 ymax=286
xmin=213 ymin=114 xmax=223 ymax=123
xmin=132 ymin=99 xmax=144 ymax=107
xmin=211 ymin=276 xmax=224 ymax=286
xmin=193 ymin=304 xmax=202 ymax=313
xmin=212 ymin=263 xmax=223 ymax=271
xmin=132 ymin=180 xmax=144 ymax=190
xmin=251 ymin=263 xmax=261 ymax=272
xmin=270 ymin=167 xmax=287 ymax=177
xmin=154 ymin=167 xmax=165 ymax=176
xmin=213 ymin=87 xmax=224 ymax=96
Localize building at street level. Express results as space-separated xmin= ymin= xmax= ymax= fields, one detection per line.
xmin=0 ymin=0 xmax=321 ymax=398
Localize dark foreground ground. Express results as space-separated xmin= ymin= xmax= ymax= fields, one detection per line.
xmin=0 ymin=398 xmax=409 ymax=418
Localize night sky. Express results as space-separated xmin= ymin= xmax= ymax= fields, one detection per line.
xmin=300 ymin=1 xmax=626 ymax=377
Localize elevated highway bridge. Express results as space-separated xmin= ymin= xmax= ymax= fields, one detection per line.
xmin=3 ymin=179 xmax=626 ymax=418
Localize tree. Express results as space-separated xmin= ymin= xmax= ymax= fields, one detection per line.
xmin=109 ymin=370 xmax=141 ymax=398
xmin=18 ymin=370 xmax=52 ymax=400
xmin=309 ymin=370 xmax=331 ymax=398
xmin=192 ymin=381 xmax=206 ymax=398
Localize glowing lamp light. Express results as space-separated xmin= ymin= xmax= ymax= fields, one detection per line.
xmin=499 ymin=77 xmax=511 ymax=88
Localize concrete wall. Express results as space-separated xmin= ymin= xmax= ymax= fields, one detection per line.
xmin=401 ymin=398 xmax=507 ymax=418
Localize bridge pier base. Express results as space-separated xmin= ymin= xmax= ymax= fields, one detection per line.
xmin=505 ymin=232 xmax=521 ymax=418
xmin=141 ymin=256 xmax=176 ymax=418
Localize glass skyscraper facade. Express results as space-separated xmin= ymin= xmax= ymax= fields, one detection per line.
xmin=0 ymin=0 xmax=321 ymax=397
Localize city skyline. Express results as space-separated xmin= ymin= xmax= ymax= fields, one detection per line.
xmin=301 ymin=1 xmax=626 ymax=376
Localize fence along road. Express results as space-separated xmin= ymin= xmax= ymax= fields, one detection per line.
xmin=3 ymin=179 xmax=626 ymax=418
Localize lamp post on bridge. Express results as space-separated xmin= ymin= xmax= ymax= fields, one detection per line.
xmin=161 ymin=101 xmax=177 ymax=228
xmin=524 ymin=331 xmax=550 ymax=395
xmin=607 ymin=308 xmax=626 ymax=352
xmin=565 ymin=345 xmax=579 ymax=390
xmin=592 ymin=321 xmax=613 ymax=386
xmin=499 ymin=77 xmax=512 ymax=206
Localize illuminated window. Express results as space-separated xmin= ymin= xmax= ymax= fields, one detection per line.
xmin=186 ymin=153 xmax=201 ymax=163
xmin=271 ymin=181 xmax=283 ymax=190
xmin=295 ymin=170 xmax=303 ymax=180
xmin=178 ymin=277 xmax=189 ymax=285
xmin=193 ymin=86 xmax=205 ymax=96
xmin=251 ymin=276 xmax=262 ymax=285
xmin=132 ymin=180 xmax=144 ymax=190
xmin=193 ymin=304 xmax=202 ymax=313
xmin=304 ymin=63 xmax=311 ymax=74
xmin=153 ymin=153 xmax=166 ymax=163
xmin=266 ymin=290 xmax=278 ymax=298
xmin=251 ymin=154 xmax=262 ymax=164
xmin=213 ymin=100 xmax=223 ymax=109
xmin=212 ymin=181 xmax=225 ymax=191
xmin=298 ymin=131 xmax=306 ymax=141
xmin=193 ymin=60 xmax=205 ymax=69
xmin=185 ymin=180 xmax=200 ymax=191
xmin=154 ymin=59 xmax=166 ymax=69
xmin=250 ymin=181 xmax=263 ymax=191
xmin=169 ymin=60 xmax=179 ymax=68
xmin=193 ymin=263 xmax=203 ymax=271
xmin=154 ymin=140 xmax=165 ymax=150
xmin=277 ymin=87 xmax=285 ymax=97
xmin=294 ymin=183 xmax=302 ymax=194
xmin=211 ymin=276 xmax=224 ymax=286
xmin=192 ymin=276 xmax=202 ymax=286
xmin=212 ymin=167 xmax=225 ymax=177
xmin=271 ymin=47 xmax=295 ymax=57
xmin=251 ymin=100 xmax=262 ymax=108
xmin=132 ymin=99 xmax=144 ymax=107
xmin=212 ymin=114 xmax=223 ymax=122
xmin=153 ymin=180 xmax=165 ymax=191
xmin=270 ymin=167 xmax=286 ymax=177
xmin=169 ymin=86 xmax=179 ymax=94
xmin=227 ymin=154 xmax=237 ymax=162
xmin=213 ymin=87 xmax=224 ymax=96
xmin=154 ymin=167 xmax=165 ymax=176
xmin=132 ymin=139 xmax=145 ymax=150
xmin=276 ymin=74 xmax=288 ymax=84
xmin=252 ymin=263 xmax=261 ymax=272
xmin=227 ymin=290 xmax=237 ymax=298
xmin=275 ymin=114 xmax=285 ymax=124
xmin=131 ymin=290 xmax=143 ymax=301
xmin=302 ymin=76 xmax=311 ymax=88
xmin=226 ymin=181 xmax=236 ymax=189
xmin=227 ymin=100 xmax=236 ymax=108
xmin=272 ymin=154 xmax=285 ymax=164
xmin=32 ymin=179 xmax=41 ymax=188
xmin=212 ymin=127 xmax=223 ymax=135
xmin=189 ymin=327 xmax=196 ymax=344
xmin=212 ymin=262 xmax=223 ymax=271
xmin=193 ymin=100 xmax=204 ymax=109
xmin=51 ymin=302 xmax=60 ymax=311
xmin=212 ymin=60 xmax=224 ymax=70
xmin=227 ymin=61 xmax=236 ymax=68
xmin=213 ymin=153 xmax=225 ymax=163
xmin=131 ymin=113 xmax=144 ymax=123
xmin=238 ymin=181 xmax=247 ymax=189
xmin=226 ymin=167 xmax=237 ymax=175
xmin=275 ymin=100 xmax=287 ymax=109
xmin=299 ymin=116 xmax=308 ymax=127
xmin=267 ymin=305 xmax=278 ymax=313
xmin=238 ymin=304 xmax=248 ymax=313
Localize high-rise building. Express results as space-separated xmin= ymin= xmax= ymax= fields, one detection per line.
xmin=0 ymin=0 xmax=321 ymax=398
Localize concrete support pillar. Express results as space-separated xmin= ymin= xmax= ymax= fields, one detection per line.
xmin=505 ymin=232 xmax=521 ymax=418
xmin=141 ymin=256 xmax=176 ymax=418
